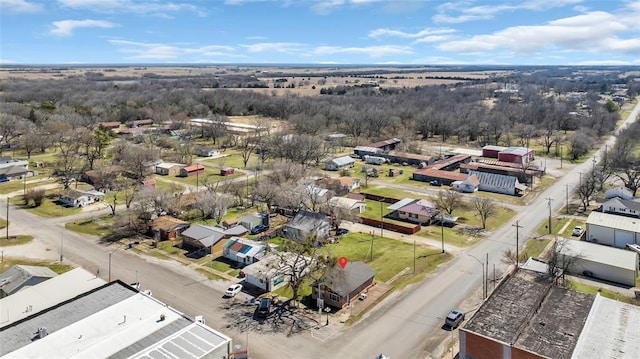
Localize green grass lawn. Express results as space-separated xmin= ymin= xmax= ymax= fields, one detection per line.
xmin=8 ymin=191 xmax=82 ymax=218
xmin=65 ymin=215 xmax=114 ymax=238
xmin=535 ymin=216 xmax=583 ymax=236
xmin=0 ymin=176 xmax=58 ymax=195
xmin=0 ymin=218 xmax=6 ymax=229
xmin=206 ymin=257 xmax=241 ymax=277
xmin=0 ymin=235 xmax=33 ymax=247
xmin=567 ymin=280 xmax=639 ymax=305
xmin=0 ymin=258 xmax=74 ymax=275
xmin=196 ymin=268 xmax=226 ymax=281
xmin=522 ymin=238 xmax=551 ymax=260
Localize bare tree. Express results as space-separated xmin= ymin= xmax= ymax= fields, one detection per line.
xmin=195 ymin=191 xmax=234 ymax=224
xmin=472 ymin=197 xmax=495 ymax=229
xmin=611 ymin=130 xmax=640 ymax=196
xmin=435 ymin=189 xmax=462 ymax=215
xmin=546 ymin=238 xmax=583 ymax=283
xmin=576 ymin=170 xmax=598 ymax=211
xmin=23 ymin=188 xmax=46 ymax=207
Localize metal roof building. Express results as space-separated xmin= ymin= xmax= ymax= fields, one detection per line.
xmin=586 ymin=211 xmax=640 ymax=248
xmin=572 ymin=294 xmax=640 ymax=359
xmin=0 ymin=281 xmax=231 ymax=358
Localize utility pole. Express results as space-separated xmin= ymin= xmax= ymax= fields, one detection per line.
xmin=60 ymin=234 xmax=64 ymax=262
xmin=468 ymin=254 xmax=485 ymax=299
xmin=512 ymin=220 xmax=523 ymax=267
xmin=546 ymin=197 xmax=553 ymax=234
xmin=380 ymin=201 xmax=384 ymax=239
xmin=560 ymin=145 xmax=563 ymax=169
xmin=5 ymin=200 xmax=8 ymax=241
xmin=413 ymin=239 xmax=416 ymax=274
xmin=441 ymin=220 xmax=445 ymax=253
xmin=566 ymin=184 xmax=570 ymax=214
xmin=485 ymin=253 xmax=489 ymax=297
xmin=578 ymin=171 xmax=582 ymax=185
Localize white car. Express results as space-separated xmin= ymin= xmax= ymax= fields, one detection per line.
xmin=572 ymin=226 xmax=584 ymax=237
xmin=224 ymin=284 xmax=243 ymax=297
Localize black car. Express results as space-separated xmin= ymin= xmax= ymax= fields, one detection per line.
xmin=336 ymin=228 xmax=349 ymax=236
xmin=257 ymin=298 xmax=271 ymax=318
xmin=251 ymin=224 xmax=269 ymax=235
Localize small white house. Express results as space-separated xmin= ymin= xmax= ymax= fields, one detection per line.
xmin=58 ymin=188 xmax=105 ymax=208
xmin=325 ymin=156 xmax=355 ymax=171
xmin=558 ymin=238 xmax=639 ymax=287
xmin=223 ymin=237 xmax=266 ymax=265
xmin=242 ymin=252 xmax=310 ymax=292
xmin=605 ymin=186 xmax=635 ymax=201
xmin=586 ymin=211 xmax=640 ymax=248
xmin=195 ymin=146 xmax=219 ymax=157
xmin=601 ymin=197 xmax=640 ymax=218
xmin=451 ymin=175 xmax=480 ymax=193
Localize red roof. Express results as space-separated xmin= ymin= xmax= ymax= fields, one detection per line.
xmin=414 ymin=168 xmax=468 ymax=181
xmin=183 ymin=164 xmax=205 ymax=172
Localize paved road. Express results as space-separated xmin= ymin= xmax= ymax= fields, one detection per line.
xmin=2 ymin=100 xmax=638 ymax=359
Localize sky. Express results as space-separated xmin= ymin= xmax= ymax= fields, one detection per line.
xmin=1 ymin=0 xmax=640 ymax=66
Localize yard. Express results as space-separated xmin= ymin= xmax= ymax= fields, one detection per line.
xmin=8 ymin=189 xmax=82 ymax=218
xmin=65 ymin=215 xmax=115 ymax=238
xmin=0 ymin=257 xmax=74 ymax=275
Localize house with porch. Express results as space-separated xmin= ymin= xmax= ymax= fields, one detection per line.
xmin=312 ymin=261 xmax=376 ymax=308
xmin=149 ymin=216 xmax=190 ymax=241
xmin=58 ymin=187 xmax=105 ymax=208
xmin=181 ymin=224 xmax=228 ymax=256
xmin=387 ymin=198 xmax=440 ymax=225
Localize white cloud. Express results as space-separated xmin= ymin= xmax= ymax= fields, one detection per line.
xmin=313 ymin=45 xmax=413 ymax=57
xmin=311 ymin=0 xmax=384 ymax=14
xmin=0 ymin=0 xmax=43 ymax=13
xmin=434 ymin=0 xmax=583 ymax=23
xmin=437 ymin=10 xmax=640 ymax=56
xmin=368 ymin=28 xmax=456 ymax=39
xmin=57 ymin=0 xmax=204 ymax=17
xmin=241 ymin=42 xmax=306 ymax=53
xmin=109 ymin=39 xmax=237 ymax=59
xmin=51 ymin=19 xmax=117 ymax=36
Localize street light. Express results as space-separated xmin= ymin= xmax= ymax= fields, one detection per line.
xmin=324 ymin=307 xmax=331 ymax=326
xmin=468 ymin=254 xmax=485 ymax=299
xmin=108 ymin=247 xmax=120 ymax=282
xmin=545 ymin=197 xmax=553 ymax=234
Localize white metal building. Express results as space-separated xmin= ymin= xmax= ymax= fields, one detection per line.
xmin=585 ymin=211 xmax=640 ymax=248
xmin=572 ymin=294 xmax=640 ymax=358
xmin=558 ymin=238 xmax=639 ymax=287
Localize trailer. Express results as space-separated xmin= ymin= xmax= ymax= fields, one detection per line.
xmin=363 ymin=155 xmax=387 ymax=165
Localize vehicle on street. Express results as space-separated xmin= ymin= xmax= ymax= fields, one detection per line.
xmin=572 ymin=226 xmax=584 ymax=237
xmin=251 ymin=224 xmax=269 ymax=235
xmin=224 ymin=283 xmax=243 ymax=297
xmin=375 ymin=355 xmax=390 ymax=359
xmin=257 ymin=298 xmax=272 ymax=318
xmin=445 ymin=309 xmax=465 ymax=329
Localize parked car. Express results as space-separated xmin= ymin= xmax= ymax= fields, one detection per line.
xmin=429 ymin=180 xmax=441 ymax=186
xmin=375 ymin=355 xmax=390 ymax=359
xmin=257 ymin=298 xmax=272 ymax=318
xmin=572 ymin=226 xmax=584 ymax=237
xmin=224 ymin=283 xmax=243 ymax=297
xmin=251 ymin=224 xmax=269 ymax=235
xmin=336 ymin=228 xmax=349 ymax=236
xmin=0 ymin=177 xmax=9 ymax=183
xmin=445 ymin=309 xmax=465 ymax=329
xmin=583 ymin=270 xmax=594 ymax=278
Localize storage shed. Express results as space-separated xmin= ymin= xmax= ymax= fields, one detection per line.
xmin=585 ymin=211 xmax=640 ymax=248
xmin=558 ymin=238 xmax=639 ymax=287
xmin=220 ymin=167 xmax=235 ymax=176
xmin=481 ymin=145 xmax=507 ymax=159
xmin=179 ymin=164 xmax=205 ymax=177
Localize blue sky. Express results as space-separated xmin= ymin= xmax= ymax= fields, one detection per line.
xmin=1 ymin=0 xmax=639 ymax=65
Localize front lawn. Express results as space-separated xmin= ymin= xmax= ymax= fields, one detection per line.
xmin=0 ymin=235 xmax=33 ymax=247
xmin=9 ymin=191 xmax=82 ymax=218
xmin=65 ymin=215 xmax=114 ymax=238
xmin=567 ymin=280 xmax=639 ymax=305
xmin=522 ymin=238 xmax=551 ymax=260
xmin=0 ymin=258 xmax=74 ymax=275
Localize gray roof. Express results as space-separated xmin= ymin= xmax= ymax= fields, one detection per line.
xmin=331 ymin=156 xmax=355 ymax=167
xmin=604 ymin=197 xmax=640 ymax=212
xmin=468 ymin=170 xmax=517 ymax=190
xmin=557 ymin=238 xmax=638 ymax=271
xmin=0 ymin=265 xmax=58 ymax=296
xmin=181 ymin=224 xmax=225 ymax=247
xmin=499 ymin=147 xmax=533 ymax=155
xmin=287 ymin=210 xmax=329 ymax=232
xmin=224 ymin=224 xmax=249 ymax=236
xmin=586 ymin=211 xmax=640 ymax=233
xmin=321 ymin=261 xmax=376 ymax=297
xmin=387 ymin=198 xmax=416 ymax=211
xmin=463 ymin=270 xmax=594 ymax=359
xmin=0 ymin=282 xmax=136 ymax=355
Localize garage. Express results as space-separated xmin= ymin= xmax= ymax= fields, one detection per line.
xmin=586 ymin=211 xmax=640 ymax=248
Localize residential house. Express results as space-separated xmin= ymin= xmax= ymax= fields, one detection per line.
xmin=585 ymin=211 xmax=640 ymax=248
xmin=223 ymin=237 xmax=267 ymax=265
xmin=0 ymin=265 xmax=58 ymax=298
xmin=320 ymin=176 xmax=360 ymax=194
xmin=195 ymin=146 xmax=219 ymax=157
xmin=312 ymin=261 xmax=376 ymax=308
xmin=0 ymin=281 xmax=232 ymax=359
xmin=82 ymin=165 xmax=124 ymax=188
xmin=286 ymin=210 xmax=330 ymax=241
xmin=468 ymin=170 xmax=527 ymax=196
xmin=304 ymin=184 xmax=329 ymax=211
xmin=451 ymin=174 xmax=480 ymax=193
xmin=179 ymin=164 xmax=205 ymax=177
xmin=601 ymin=197 xmax=640 ymax=218
xmin=242 ymin=252 xmax=310 ymax=292
xmin=155 ymin=162 xmax=185 ymax=176
xmin=557 ymin=238 xmax=638 ymax=287
xmin=58 ymin=187 xmax=105 ymax=208
xmin=149 ymin=216 xmax=190 ymax=241
xmin=325 ymin=156 xmax=355 ymax=171
xmin=0 ymin=157 xmax=29 ymax=181
xmin=181 ymin=224 xmax=228 ymax=256
xmin=328 ymin=196 xmax=366 ymax=214
xmin=605 ymin=186 xmax=635 ymax=201
xmin=387 ymin=198 xmax=440 ymax=225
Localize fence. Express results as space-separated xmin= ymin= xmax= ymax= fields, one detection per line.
xmin=358 ymin=217 xmax=421 ymax=235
